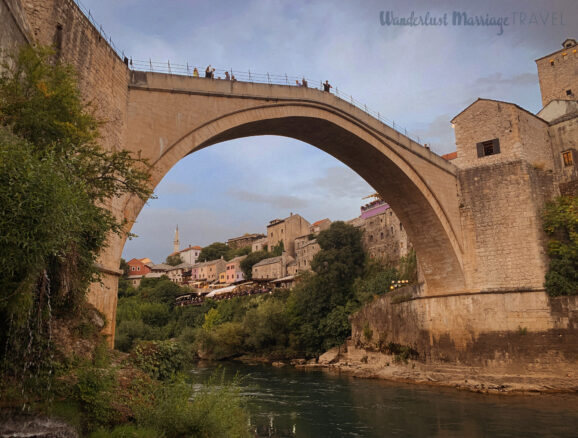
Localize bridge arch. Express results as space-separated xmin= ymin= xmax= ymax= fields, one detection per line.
xmin=121 ymin=76 xmax=466 ymax=297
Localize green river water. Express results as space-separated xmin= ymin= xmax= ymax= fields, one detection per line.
xmin=191 ymin=361 xmax=578 ymax=438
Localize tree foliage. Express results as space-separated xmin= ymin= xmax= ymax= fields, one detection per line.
xmin=198 ymin=242 xmax=229 ymax=262
xmin=0 ymin=46 xmax=152 ymax=382
xmin=543 ymin=195 xmax=578 ymax=296
xmin=165 ymin=253 xmax=184 ymax=266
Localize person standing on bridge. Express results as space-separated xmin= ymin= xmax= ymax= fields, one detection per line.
xmin=205 ymin=65 xmax=211 ymax=78
xmin=224 ymin=71 xmax=230 ymax=80
xmin=193 ymin=67 xmax=199 ymax=78
xmin=323 ymin=80 xmax=332 ymax=92
xmin=302 ymin=77 xmax=308 ymax=88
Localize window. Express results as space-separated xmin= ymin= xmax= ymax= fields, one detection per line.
xmin=137 ymin=266 xmax=140 ymax=271
xmin=476 ymin=138 xmax=500 ymax=157
xmin=562 ymin=150 xmax=574 ymax=167
xmin=566 ymin=89 xmax=573 ymax=96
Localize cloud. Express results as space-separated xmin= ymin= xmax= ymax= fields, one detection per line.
xmin=228 ymin=189 xmax=309 ymax=210
xmin=310 ymin=166 xmax=373 ymax=199
xmin=414 ymin=114 xmax=456 ymax=154
xmin=157 ymin=181 xmax=194 ymax=196
xmin=471 ymin=72 xmax=538 ymax=96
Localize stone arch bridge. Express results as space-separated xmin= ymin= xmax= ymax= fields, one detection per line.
xmin=120 ymin=70 xmax=466 ymax=295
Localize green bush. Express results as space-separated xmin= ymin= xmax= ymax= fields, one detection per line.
xmin=89 ymin=424 xmax=160 ymax=438
xmin=195 ymin=322 xmax=245 ymax=360
xmin=134 ymin=375 xmax=250 ymax=438
xmin=543 ymin=196 xmax=578 ymax=296
xmin=131 ymin=340 xmax=187 ymax=380
xmin=243 ymin=299 xmax=289 ymax=352
xmin=74 ymin=367 xmax=119 ymax=431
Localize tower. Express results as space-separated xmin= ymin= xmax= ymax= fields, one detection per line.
xmin=173 ymin=225 xmax=180 ymax=254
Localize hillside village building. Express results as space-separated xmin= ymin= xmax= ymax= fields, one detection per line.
xmin=294 ymin=235 xmax=320 ymax=272
xmin=267 ymin=213 xmax=310 ymax=257
xmin=252 ymin=237 xmax=268 ymax=252
xmin=252 ymin=252 xmax=295 ymax=280
xmin=359 ymin=196 xmax=411 ymax=262
xmin=191 ymin=258 xmax=227 ymax=283
xmin=293 ymin=218 xmax=332 ymax=273
xmin=176 ymin=245 xmax=202 ymax=265
xmin=227 ymin=233 xmax=265 ymax=250
xmin=225 ymin=255 xmax=247 ymax=283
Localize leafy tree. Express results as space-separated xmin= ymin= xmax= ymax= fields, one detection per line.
xmin=0 ymin=46 xmax=152 ymax=381
xmin=165 ymin=253 xmax=184 ymax=266
xmin=198 ymin=242 xmax=229 ymax=262
xmin=119 ymin=258 xmax=129 ymax=276
xmin=140 ymin=277 xmax=183 ymax=306
xmin=287 ymin=222 xmax=366 ymax=355
xmin=543 ymin=196 xmax=578 ymax=296
xmin=225 ymin=245 xmax=251 ymax=260
xmin=353 ymin=266 xmax=398 ymax=305
xmin=311 ymin=221 xmax=365 ymax=306
xmin=240 ymin=251 xmax=270 ymax=280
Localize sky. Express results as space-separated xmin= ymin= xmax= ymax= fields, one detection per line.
xmin=74 ymin=0 xmax=578 ymax=263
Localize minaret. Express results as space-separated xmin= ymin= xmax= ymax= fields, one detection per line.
xmin=173 ymin=225 xmax=180 ymax=254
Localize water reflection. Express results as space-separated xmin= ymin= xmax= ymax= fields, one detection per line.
xmin=190 ymin=362 xmax=578 ymax=438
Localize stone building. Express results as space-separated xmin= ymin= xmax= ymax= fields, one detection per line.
xmin=309 ymin=218 xmax=331 ymax=234
xmin=252 ymin=252 xmax=295 ymax=280
xmin=292 ymin=218 xmax=332 ymax=273
xmin=251 ymin=237 xmax=268 ymax=252
xmin=294 ymin=235 xmax=320 ymax=272
xmin=266 ymin=213 xmax=310 ymax=257
xmin=348 ymin=196 xmax=411 ymax=264
xmin=535 ymin=38 xmax=578 ymax=107
xmin=166 ymin=263 xmax=192 ymax=285
xmin=448 ymin=38 xmax=578 ymax=290
xmin=227 ymin=233 xmax=265 ymax=250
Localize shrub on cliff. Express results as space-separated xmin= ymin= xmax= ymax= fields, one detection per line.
xmin=542 ymin=195 xmax=578 ymax=296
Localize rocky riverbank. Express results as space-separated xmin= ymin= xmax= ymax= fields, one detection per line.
xmin=293 ymin=341 xmax=578 ymax=395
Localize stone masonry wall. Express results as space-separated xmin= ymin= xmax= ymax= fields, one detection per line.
xmin=536 ymin=45 xmax=578 ymax=107
xmin=351 ymin=288 xmax=578 ymax=369
xmin=517 ymin=108 xmax=554 ymax=170
xmin=457 ymin=161 xmax=555 ymax=291
xmin=0 ymin=0 xmax=30 ymax=67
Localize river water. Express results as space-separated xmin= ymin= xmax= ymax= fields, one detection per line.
xmin=191 ymin=361 xmax=578 ymax=438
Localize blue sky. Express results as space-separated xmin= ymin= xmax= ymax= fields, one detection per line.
xmin=74 ymin=0 xmax=577 ymax=263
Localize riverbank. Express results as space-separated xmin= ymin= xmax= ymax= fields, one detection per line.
xmin=298 ymin=342 xmax=578 ymax=395
xmin=236 ymin=341 xmax=578 ymax=396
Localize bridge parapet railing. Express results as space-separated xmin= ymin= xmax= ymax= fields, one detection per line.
xmin=73 ymin=0 xmax=432 ymax=150
xmin=129 ymin=59 xmax=426 ymax=147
